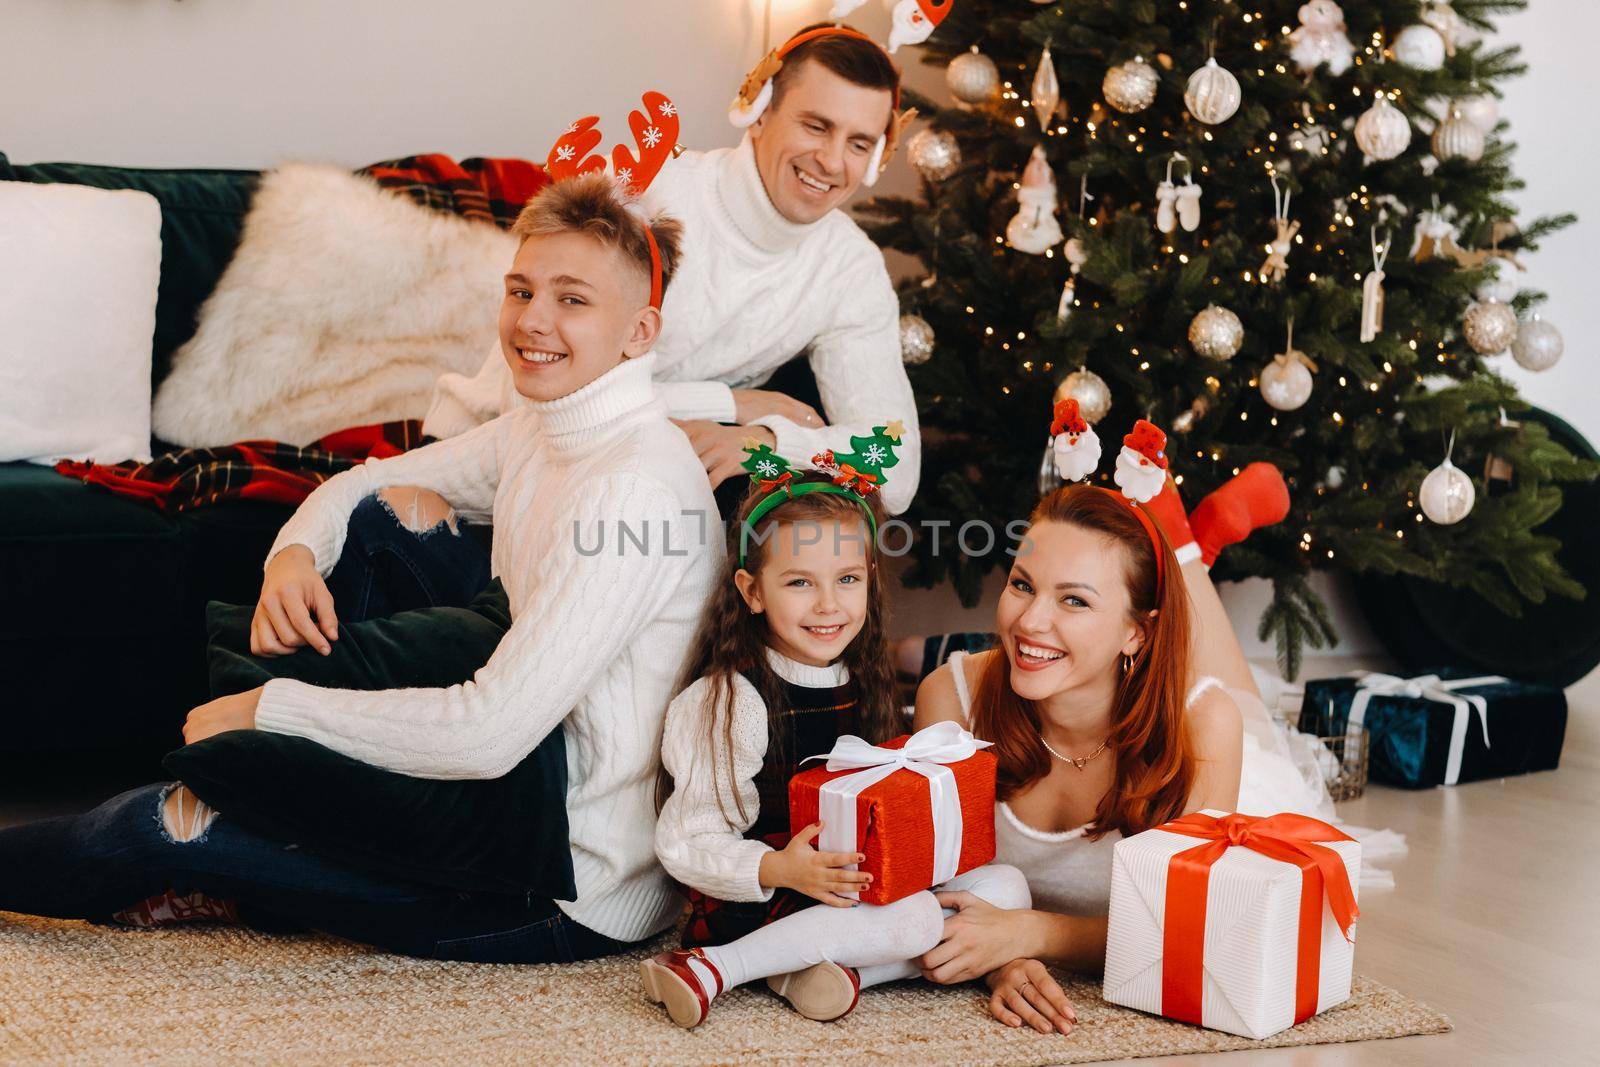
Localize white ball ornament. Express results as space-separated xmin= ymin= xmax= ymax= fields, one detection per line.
xmin=1103 ymin=57 xmax=1160 ymax=114
xmin=1393 ymin=24 xmax=1447 ymax=70
xmin=946 ymin=47 xmax=1001 ymax=105
xmin=1055 ymin=368 xmax=1112 ymax=424
xmin=1188 ymin=305 xmax=1245 ymax=360
xmin=1354 ymin=95 xmax=1412 ymax=161
xmin=1185 ymin=58 xmax=1242 ymax=124
xmin=1458 ymin=90 xmax=1499 ymax=133
xmin=1432 ymin=105 xmax=1485 ymax=163
xmin=1260 ymin=352 xmax=1315 ymax=411
xmin=1475 ymin=258 xmax=1519 ymax=304
xmin=1419 ymin=455 xmax=1475 ymax=525
xmin=1511 ymin=316 xmax=1564 ymax=372
xmin=1462 ymin=300 xmax=1518 ymax=355
xmin=906 ymin=128 xmax=961 ymax=182
xmin=899 ymin=313 xmax=935 ymax=366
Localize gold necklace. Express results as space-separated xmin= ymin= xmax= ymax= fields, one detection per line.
xmin=1039 ymin=733 xmax=1110 ymax=771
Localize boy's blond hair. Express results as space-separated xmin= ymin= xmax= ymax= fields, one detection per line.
xmin=511 ymin=172 xmax=684 ymax=299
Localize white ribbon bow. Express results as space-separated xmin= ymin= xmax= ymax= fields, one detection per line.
xmin=1346 ymin=671 xmax=1505 ymax=785
xmin=805 ymin=721 xmax=993 ymax=897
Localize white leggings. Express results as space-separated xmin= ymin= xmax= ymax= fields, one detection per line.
xmin=699 ymin=863 xmax=1031 ymax=992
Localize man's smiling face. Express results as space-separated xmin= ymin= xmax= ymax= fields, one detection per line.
xmin=750 ymin=58 xmax=894 ymax=225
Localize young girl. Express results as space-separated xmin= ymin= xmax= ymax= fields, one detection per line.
xmin=646 ymin=442 xmax=1032 ymax=1028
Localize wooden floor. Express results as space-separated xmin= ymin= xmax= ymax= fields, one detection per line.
xmin=1 ymin=665 xmax=1592 ymax=1066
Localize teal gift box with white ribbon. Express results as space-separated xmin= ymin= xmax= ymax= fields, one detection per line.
xmin=1301 ymin=669 xmax=1567 ymax=789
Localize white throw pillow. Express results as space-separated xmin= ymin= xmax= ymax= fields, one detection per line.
xmin=151 ymin=163 xmax=516 ymax=447
xmin=0 ymin=181 xmax=161 ymax=464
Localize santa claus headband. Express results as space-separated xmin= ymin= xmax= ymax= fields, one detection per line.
xmin=545 ymin=91 xmax=681 ymax=309
xmin=728 ymin=13 xmax=950 ymax=187
xmin=1049 ymin=400 xmax=1173 ymax=586
xmin=736 ymin=421 xmax=906 ymax=566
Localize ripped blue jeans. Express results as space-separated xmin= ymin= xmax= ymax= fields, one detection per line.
xmin=0 ymin=783 xmax=627 ymax=964
xmin=323 ymin=494 xmax=493 ymax=621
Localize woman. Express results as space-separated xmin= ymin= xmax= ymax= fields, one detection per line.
xmin=910 ymin=482 xmax=1244 ymax=1034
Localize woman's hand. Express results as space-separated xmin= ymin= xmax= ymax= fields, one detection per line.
xmin=254 ymin=544 xmax=338 ymax=657
xmin=731 ymin=389 xmax=823 ymax=429
xmin=919 ymin=892 xmax=1041 ymax=984
xmin=183 ymin=687 xmax=263 ymax=744
xmin=758 ymin=821 xmax=872 ymax=907
xmin=672 ymin=421 xmax=777 ymax=488
xmin=986 ymin=959 xmax=1076 ymax=1035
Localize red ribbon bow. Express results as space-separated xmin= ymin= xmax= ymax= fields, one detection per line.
xmin=1158 ymin=812 xmax=1359 ymax=1028
xmin=759 ymin=471 xmax=794 ymax=495
xmin=832 ymin=464 xmax=879 ymax=495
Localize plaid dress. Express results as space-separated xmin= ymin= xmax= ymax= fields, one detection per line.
xmin=680 ymin=670 xmax=861 ymax=949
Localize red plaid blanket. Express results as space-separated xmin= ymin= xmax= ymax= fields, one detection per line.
xmin=56 ymin=421 xmax=426 ymax=516
xmin=56 ymin=153 xmax=549 ymax=514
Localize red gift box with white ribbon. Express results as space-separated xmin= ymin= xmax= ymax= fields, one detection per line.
xmin=788 ymin=721 xmax=997 ymax=906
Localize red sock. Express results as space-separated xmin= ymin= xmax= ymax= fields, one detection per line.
xmin=1190 ymin=463 xmax=1290 ymax=567
xmin=1142 ymin=477 xmax=1201 ymax=566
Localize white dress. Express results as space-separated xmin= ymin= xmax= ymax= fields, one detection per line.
xmin=945 ymin=651 xmax=1402 ymax=915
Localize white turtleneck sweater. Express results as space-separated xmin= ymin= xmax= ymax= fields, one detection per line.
xmin=423 ymin=137 xmax=921 ymax=514
xmin=655 ymin=648 xmax=851 ymax=904
xmin=254 ymin=353 xmax=721 ymax=942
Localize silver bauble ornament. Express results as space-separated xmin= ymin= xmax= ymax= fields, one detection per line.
xmin=1393 ymin=24 xmax=1446 ymax=70
xmin=1432 ymin=105 xmax=1485 ymax=163
xmin=906 ymin=128 xmax=961 ymax=182
xmin=899 ymin=313 xmax=935 ymax=365
xmin=1419 ymin=456 xmax=1475 ymax=524
xmin=1038 ymin=438 xmax=1065 ymax=496
xmin=1511 ymin=316 xmax=1564 ymax=372
xmin=1184 ymin=57 xmax=1242 ymax=124
xmin=1188 ymin=305 xmax=1245 ymax=360
xmin=1458 ymin=89 xmax=1499 ymax=132
xmin=1475 ymin=258 xmax=1520 ymax=304
xmin=1260 ymin=352 xmax=1315 ymax=411
xmin=1354 ymin=95 xmax=1412 ymax=161
xmin=946 ymin=47 xmax=1001 ymax=105
xmin=1103 ymin=57 xmax=1159 ymax=114
xmin=1462 ymin=300 xmax=1518 ymax=354
xmin=1031 ymin=45 xmax=1062 ymax=131
xmin=1055 ymin=368 xmax=1112 ymax=424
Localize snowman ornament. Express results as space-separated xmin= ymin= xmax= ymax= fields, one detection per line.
xmin=1006 ymin=144 xmax=1065 ymax=254
xmin=1290 ymin=0 xmax=1356 ymax=77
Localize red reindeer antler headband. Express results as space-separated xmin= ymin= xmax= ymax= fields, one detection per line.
xmin=728 ymin=17 xmax=946 ymax=187
xmin=545 ymin=92 xmax=681 ymax=309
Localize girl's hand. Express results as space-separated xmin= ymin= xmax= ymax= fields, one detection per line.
xmin=759 ymin=821 xmax=872 ymax=907
xmin=254 ymin=544 xmax=338 ymax=657
xmin=183 ymin=687 xmax=263 ymax=744
xmin=919 ymin=892 xmax=1040 ymax=984
xmin=986 ymin=959 xmax=1076 ymax=1035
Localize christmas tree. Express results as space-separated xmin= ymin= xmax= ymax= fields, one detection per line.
xmin=859 ymin=0 xmax=1593 ymax=676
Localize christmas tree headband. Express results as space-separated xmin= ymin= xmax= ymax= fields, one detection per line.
xmin=727 ymin=10 xmax=949 ymax=186
xmin=737 ymin=420 xmax=906 ymax=567
xmin=1050 ymin=400 xmax=1173 ymax=587
xmin=546 ymin=91 xmax=682 ymax=309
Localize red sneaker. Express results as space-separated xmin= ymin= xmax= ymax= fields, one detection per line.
xmin=641 ymin=947 xmax=723 ymax=1029
xmin=767 ymin=961 xmax=861 ymax=1021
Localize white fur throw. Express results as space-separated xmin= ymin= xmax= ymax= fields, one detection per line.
xmin=152 ymin=163 xmax=516 ymax=446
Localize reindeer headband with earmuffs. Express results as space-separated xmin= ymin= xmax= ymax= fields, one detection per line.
xmin=545 ymin=91 xmax=682 ymax=309
xmin=727 ymin=6 xmax=954 ymax=187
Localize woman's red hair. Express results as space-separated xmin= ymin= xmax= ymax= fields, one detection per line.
xmin=969 ymin=484 xmax=1195 ymax=839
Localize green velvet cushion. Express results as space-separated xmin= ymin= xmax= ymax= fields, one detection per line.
xmin=0 ymin=152 xmax=258 ymax=392
xmin=164 ymin=585 xmax=577 ymax=899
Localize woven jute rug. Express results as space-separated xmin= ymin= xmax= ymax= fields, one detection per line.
xmin=0 ymin=914 xmax=1449 ymax=1065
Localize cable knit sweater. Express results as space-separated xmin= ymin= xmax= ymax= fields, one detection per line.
xmin=655 ymin=649 xmax=850 ymax=903
xmin=423 ymin=136 xmax=920 ymax=514
xmin=255 ymin=353 xmax=721 ymax=942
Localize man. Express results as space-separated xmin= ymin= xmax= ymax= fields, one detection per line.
xmin=425 ymin=24 xmax=921 ymax=514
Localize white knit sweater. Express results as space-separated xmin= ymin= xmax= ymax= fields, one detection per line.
xmin=423 ymin=136 xmax=921 ymax=514
xmin=255 ymin=353 xmax=722 ymax=942
xmin=655 ymin=648 xmax=850 ymax=903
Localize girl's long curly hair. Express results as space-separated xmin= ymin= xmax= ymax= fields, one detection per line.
xmin=659 ymin=474 xmax=900 ymax=826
